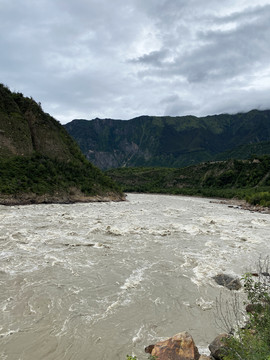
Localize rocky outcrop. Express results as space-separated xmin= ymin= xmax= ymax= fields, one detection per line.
xmin=213 ymin=274 xmax=242 ymax=290
xmin=145 ymin=332 xmax=200 ymax=360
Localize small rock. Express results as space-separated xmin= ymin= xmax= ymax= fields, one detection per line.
xmin=145 ymin=344 xmax=154 ymax=354
xmin=213 ymin=274 xmax=241 ymax=290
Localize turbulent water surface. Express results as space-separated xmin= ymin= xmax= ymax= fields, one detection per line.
xmin=0 ymin=193 xmax=269 ymax=359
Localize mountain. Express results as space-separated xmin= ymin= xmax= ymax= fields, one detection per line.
xmin=0 ymin=84 xmax=124 ymax=204
xmin=64 ymin=111 xmax=270 ymax=170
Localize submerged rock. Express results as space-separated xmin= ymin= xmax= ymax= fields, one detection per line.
xmin=213 ymin=274 xmax=241 ymax=290
xmin=146 ymin=331 xmax=200 ymax=360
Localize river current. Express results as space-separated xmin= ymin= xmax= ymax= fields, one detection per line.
xmin=0 ymin=193 xmax=269 ymax=359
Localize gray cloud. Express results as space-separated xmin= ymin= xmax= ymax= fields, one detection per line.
xmin=0 ymin=0 xmax=270 ymax=123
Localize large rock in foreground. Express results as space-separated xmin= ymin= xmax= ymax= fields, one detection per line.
xmin=146 ymin=331 xmax=200 ymax=360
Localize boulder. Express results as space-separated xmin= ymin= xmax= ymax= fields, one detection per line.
xmin=213 ymin=274 xmax=241 ymax=290
xmin=209 ymin=333 xmax=230 ymax=360
xmin=147 ymin=331 xmax=200 ymax=360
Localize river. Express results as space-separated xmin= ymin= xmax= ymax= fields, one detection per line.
xmin=0 ymin=193 xmax=269 ymax=359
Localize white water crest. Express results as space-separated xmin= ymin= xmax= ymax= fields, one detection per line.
xmin=0 ymin=193 xmax=269 ymax=359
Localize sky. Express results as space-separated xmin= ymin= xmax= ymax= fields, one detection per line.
xmin=1 ymin=0 xmax=270 ymax=124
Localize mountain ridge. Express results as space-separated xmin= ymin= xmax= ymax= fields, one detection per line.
xmin=64 ymin=110 xmax=270 ymax=170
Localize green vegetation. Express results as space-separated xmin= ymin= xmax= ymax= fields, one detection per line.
xmin=247 ymin=192 xmax=270 ymax=207
xmin=0 ymin=153 xmax=120 ymax=197
xmin=107 ymin=156 xmax=270 ymax=207
xmin=0 ymin=83 xmax=87 ymax=162
xmin=221 ymin=263 xmax=270 ymax=359
xmin=0 ymin=83 xmax=123 ymax=202
xmin=64 ymin=110 xmax=270 ymax=170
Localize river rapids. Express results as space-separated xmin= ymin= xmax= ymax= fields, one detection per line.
xmin=0 ymin=193 xmax=269 ymax=359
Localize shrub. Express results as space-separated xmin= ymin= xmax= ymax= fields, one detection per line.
xmin=221 ymin=258 xmax=270 ymax=359
xmin=246 ymin=191 xmax=270 ymax=207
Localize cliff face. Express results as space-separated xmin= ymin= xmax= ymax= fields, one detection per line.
xmin=0 ymin=84 xmax=124 ymax=204
xmin=64 ymin=111 xmax=270 ymax=170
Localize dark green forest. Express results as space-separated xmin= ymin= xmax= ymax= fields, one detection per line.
xmin=0 ymin=153 xmax=120 ymax=197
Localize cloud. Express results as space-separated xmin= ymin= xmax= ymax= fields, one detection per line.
xmin=130 ymin=49 xmax=169 ymax=67
xmin=0 ymin=0 xmax=270 ymax=123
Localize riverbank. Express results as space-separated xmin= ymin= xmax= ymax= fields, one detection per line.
xmin=210 ymin=198 xmax=270 ymax=214
xmin=0 ymin=190 xmax=126 ymax=205
xmin=106 ymin=158 xmax=270 ymax=209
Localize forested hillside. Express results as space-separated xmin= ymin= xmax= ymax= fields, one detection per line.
xmin=107 ymin=156 xmax=270 ymax=207
xmin=64 ymin=111 xmax=270 ymax=170
xmin=0 ymin=84 xmax=124 ymax=204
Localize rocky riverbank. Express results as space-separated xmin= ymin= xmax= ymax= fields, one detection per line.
xmin=0 ymin=191 xmax=126 ymax=205
xmin=210 ymin=198 xmax=270 ymax=214
xmin=145 ymin=331 xmax=229 ymax=360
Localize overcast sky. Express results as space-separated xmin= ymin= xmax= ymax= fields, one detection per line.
xmin=1 ymin=0 xmax=270 ymax=124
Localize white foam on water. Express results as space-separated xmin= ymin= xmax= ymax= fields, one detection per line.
xmin=0 ymin=194 xmax=270 ymax=359
xmin=93 ymin=242 xmax=106 ymax=248
xmin=132 ymin=325 xmax=145 ymax=344
xmin=196 ymin=297 xmax=214 ymax=311
xmin=121 ymin=267 xmax=147 ymax=290
xmin=148 ymin=229 xmax=172 ymax=236
xmin=105 ymin=225 xmax=123 ymax=236
xmin=54 ymin=318 xmax=70 ymax=337
xmin=0 ymin=328 xmax=20 ymax=338
xmin=44 ymin=254 xmax=64 ymax=266
xmin=152 ymin=297 xmax=163 ymax=306
xmin=105 ymin=299 xmax=121 ymax=314
xmin=197 ymin=345 xmax=211 ymax=356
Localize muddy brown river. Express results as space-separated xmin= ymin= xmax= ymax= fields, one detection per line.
xmin=0 ymin=193 xmax=269 ymax=359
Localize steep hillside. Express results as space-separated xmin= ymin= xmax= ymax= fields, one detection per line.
xmin=0 ymin=84 xmax=124 ymax=204
xmin=107 ymin=156 xmax=270 ymax=208
xmin=64 ymin=111 xmax=270 ymax=170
